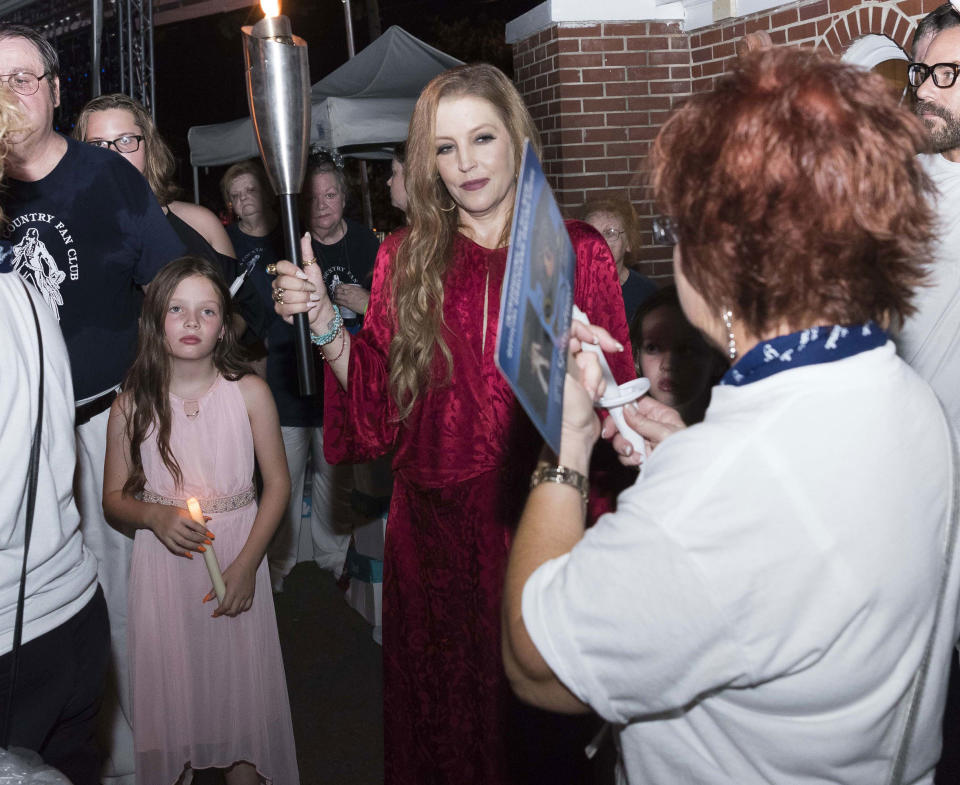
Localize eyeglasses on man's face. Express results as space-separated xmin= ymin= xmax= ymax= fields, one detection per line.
xmin=652 ymin=217 xmax=678 ymax=246
xmin=0 ymin=71 xmax=49 ymax=96
xmin=908 ymin=62 xmax=960 ymax=90
xmin=87 ymin=134 xmax=145 ymax=154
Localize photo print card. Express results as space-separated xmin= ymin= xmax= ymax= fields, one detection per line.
xmin=495 ymin=139 xmax=575 ymax=454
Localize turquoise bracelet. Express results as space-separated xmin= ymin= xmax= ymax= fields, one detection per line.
xmin=310 ymin=304 xmax=343 ymax=347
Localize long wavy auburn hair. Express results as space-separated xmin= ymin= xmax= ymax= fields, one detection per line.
xmin=73 ymin=93 xmax=180 ymax=206
xmin=122 ymin=256 xmax=250 ymax=496
xmin=391 ymin=63 xmax=542 ymax=421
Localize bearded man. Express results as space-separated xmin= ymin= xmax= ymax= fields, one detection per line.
xmin=901 ymin=4 xmax=960 ymax=430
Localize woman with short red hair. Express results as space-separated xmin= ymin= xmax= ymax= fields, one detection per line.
xmin=505 ymin=45 xmax=960 ymax=785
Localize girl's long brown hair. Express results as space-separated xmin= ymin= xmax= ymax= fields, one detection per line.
xmin=122 ymin=256 xmax=250 ymax=495
xmin=390 ymin=63 xmax=542 ymax=420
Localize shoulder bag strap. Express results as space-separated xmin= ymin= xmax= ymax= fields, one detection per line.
xmin=0 ymin=279 xmax=45 ymax=749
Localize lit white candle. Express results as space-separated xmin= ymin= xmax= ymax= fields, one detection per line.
xmin=187 ymin=497 xmax=226 ymax=603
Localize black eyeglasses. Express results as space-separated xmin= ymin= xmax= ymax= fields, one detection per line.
xmin=87 ymin=134 xmax=145 ymax=154
xmin=652 ymin=217 xmax=677 ymax=246
xmin=907 ymin=62 xmax=960 ymax=90
xmin=0 ymin=71 xmax=49 ymax=96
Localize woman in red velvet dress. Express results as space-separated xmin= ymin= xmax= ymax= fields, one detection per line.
xmin=273 ymin=63 xmax=634 ymax=784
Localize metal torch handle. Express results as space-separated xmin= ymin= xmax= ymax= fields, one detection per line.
xmin=279 ymin=193 xmax=317 ymax=396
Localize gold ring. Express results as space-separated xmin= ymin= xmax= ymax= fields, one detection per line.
xmin=303 ymin=257 xmax=317 ymax=267
xmin=266 ymin=263 xmax=278 ymax=276
xmin=272 ymin=287 xmax=284 ymax=304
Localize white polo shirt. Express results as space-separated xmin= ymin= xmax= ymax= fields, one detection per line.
xmin=0 ymin=266 xmax=97 ymax=654
xmin=896 ymin=152 xmax=960 ymax=433
xmin=523 ymin=343 xmax=957 ymax=784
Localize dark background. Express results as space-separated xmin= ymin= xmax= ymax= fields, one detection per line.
xmin=33 ymin=0 xmax=542 ymax=230
xmin=153 ymin=0 xmax=542 ymax=229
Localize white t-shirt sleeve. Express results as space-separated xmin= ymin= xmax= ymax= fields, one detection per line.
xmin=521 ymin=486 xmax=750 ymax=724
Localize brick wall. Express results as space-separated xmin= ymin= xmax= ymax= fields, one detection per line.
xmin=513 ymin=21 xmax=691 ymax=279
xmin=511 ymin=0 xmax=934 ymax=282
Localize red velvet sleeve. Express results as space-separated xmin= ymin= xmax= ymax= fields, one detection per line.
xmin=567 ymin=220 xmax=640 ymax=519
xmin=567 ymin=220 xmax=636 ymax=385
xmin=323 ymin=231 xmax=404 ymax=464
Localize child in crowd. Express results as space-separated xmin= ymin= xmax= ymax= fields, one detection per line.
xmin=630 ymin=285 xmax=728 ymax=425
xmin=103 ymin=256 xmax=298 ymax=785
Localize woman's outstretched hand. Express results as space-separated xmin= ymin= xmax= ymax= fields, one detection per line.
xmin=559 ymin=320 xmax=626 ymax=470
xmin=272 ymin=232 xmax=336 ymax=334
xmin=602 ymin=396 xmax=686 ymax=466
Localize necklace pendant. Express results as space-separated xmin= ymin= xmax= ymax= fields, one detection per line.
xmin=183 ymin=399 xmax=200 ymax=419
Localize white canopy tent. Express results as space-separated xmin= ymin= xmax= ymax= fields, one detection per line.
xmin=186 ymin=25 xmax=463 ymax=181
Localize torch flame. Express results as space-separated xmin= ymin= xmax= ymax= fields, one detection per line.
xmin=260 ymin=0 xmax=280 ymax=18
xmin=186 ymin=497 xmax=204 ymax=525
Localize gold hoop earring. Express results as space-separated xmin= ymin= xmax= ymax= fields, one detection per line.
xmin=440 ymin=197 xmax=457 ymax=213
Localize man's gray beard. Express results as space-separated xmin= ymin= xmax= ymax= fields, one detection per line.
xmin=916 ymin=100 xmax=960 ymax=153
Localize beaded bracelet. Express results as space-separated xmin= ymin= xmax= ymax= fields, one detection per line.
xmin=310 ymin=304 xmax=343 ymax=347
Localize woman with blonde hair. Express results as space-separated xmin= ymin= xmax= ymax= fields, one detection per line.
xmin=74 ymin=95 xmax=228 ymax=253
xmin=272 ymin=63 xmax=634 ymax=783
xmin=74 ymin=95 xmax=267 ymax=341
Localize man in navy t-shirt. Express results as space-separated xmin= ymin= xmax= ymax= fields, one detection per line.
xmin=0 ymin=23 xmax=184 ymax=785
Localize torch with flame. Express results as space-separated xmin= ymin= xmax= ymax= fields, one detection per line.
xmin=242 ymin=0 xmax=316 ymax=395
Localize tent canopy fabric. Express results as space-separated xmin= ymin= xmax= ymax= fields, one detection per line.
xmin=187 ymin=25 xmax=462 ymax=167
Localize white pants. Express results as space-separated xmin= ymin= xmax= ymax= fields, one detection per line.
xmin=75 ymin=408 xmax=135 ymax=785
xmin=268 ymin=425 xmax=352 ymax=589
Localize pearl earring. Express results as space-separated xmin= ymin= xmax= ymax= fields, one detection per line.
xmin=722 ymin=308 xmax=736 ymax=360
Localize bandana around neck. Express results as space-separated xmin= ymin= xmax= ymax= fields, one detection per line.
xmin=720 ymin=322 xmax=887 ymax=387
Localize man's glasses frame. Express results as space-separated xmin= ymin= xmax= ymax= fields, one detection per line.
xmin=87 ymin=135 xmax=146 ymax=154
xmin=0 ymin=71 xmax=49 ymax=96
xmin=907 ymin=62 xmax=960 ymax=90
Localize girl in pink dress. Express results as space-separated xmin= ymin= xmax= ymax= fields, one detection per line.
xmin=103 ymin=256 xmax=298 ymax=785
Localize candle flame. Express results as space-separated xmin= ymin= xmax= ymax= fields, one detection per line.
xmin=260 ymin=0 xmax=280 ymax=17
xmin=186 ymin=497 xmax=204 ymax=525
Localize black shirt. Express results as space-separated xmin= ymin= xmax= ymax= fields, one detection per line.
xmin=3 ymin=137 xmax=185 ymax=400
xmin=310 ymin=218 xmax=379 ymax=329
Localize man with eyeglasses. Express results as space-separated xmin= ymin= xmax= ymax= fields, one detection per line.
xmin=903 ymin=6 xmax=960 ymax=782
xmin=0 ymin=22 xmax=184 ymax=785
xmin=898 ymin=5 xmax=960 ymax=435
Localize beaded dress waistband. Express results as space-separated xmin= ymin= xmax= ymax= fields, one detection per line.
xmin=139 ymin=487 xmax=255 ymax=513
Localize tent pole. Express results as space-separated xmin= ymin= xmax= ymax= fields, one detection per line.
xmin=342 ymin=0 xmax=374 ymax=228
xmin=193 ymin=166 xmax=200 ymax=205
xmin=359 ymin=161 xmax=373 ymax=229
xmin=91 ymin=0 xmax=103 ymax=98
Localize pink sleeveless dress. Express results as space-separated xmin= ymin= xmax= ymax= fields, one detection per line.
xmin=128 ymin=376 xmax=299 ymax=785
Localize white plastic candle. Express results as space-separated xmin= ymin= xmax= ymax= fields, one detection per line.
xmin=187 ymin=497 xmax=226 ymax=603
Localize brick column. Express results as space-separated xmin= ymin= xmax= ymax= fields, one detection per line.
xmin=513 ymin=20 xmax=690 ymax=279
